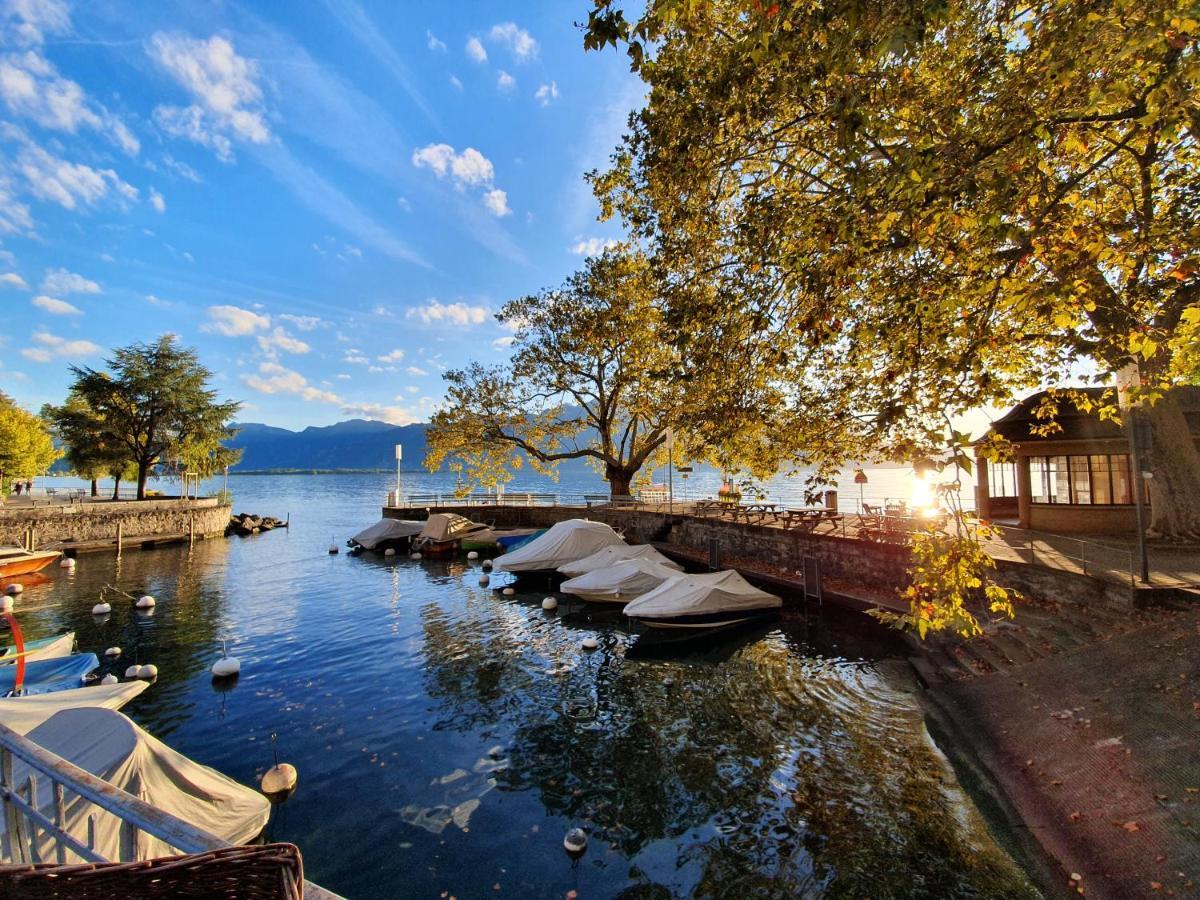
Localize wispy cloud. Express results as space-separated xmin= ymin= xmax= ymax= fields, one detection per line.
xmin=496 ymin=70 xmax=516 ymax=94
xmin=20 ymin=329 xmax=100 ymax=362
xmin=0 ymin=272 xmax=28 ymax=290
xmin=412 ymin=143 xmax=511 ymax=218
xmin=407 ymin=299 xmax=490 ymax=326
xmin=425 ymin=30 xmax=446 ymax=52
xmin=203 ymin=304 xmax=270 ymax=336
xmin=42 ymin=268 xmax=99 ymax=294
xmin=243 ymin=361 xmax=338 ymax=403
xmin=32 ymin=294 xmax=80 ymax=315
xmin=569 ymin=237 xmax=618 ymax=256
xmin=488 ymin=23 xmax=538 ymax=62
xmin=535 ymin=81 xmax=559 ymax=106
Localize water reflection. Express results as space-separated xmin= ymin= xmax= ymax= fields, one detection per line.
xmin=6 ymin=475 xmax=1036 ymax=898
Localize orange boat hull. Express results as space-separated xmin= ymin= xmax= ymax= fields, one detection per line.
xmin=0 ymin=552 xmax=60 ymax=578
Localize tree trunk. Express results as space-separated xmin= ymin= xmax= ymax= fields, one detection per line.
xmin=136 ymin=460 xmax=150 ymax=501
xmin=1142 ymin=389 xmax=1200 ymax=541
xmin=90 ymin=479 xmax=98 ymax=497
xmin=111 ymin=476 xmax=121 ymax=500
xmin=605 ymin=462 xmax=636 ymax=498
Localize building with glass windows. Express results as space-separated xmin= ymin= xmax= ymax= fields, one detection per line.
xmin=974 ymin=388 xmax=1198 ymax=534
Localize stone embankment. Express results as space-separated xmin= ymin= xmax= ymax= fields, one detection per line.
xmin=0 ymin=497 xmax=230 ymax=552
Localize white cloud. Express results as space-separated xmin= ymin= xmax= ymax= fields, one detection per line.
xmin=488 ymin=23 xmax=538 ymax=62
xmin=407 ymin=299 xmax=490 ymax=326
xmin=41 ymin=268 xmax=99 ymax=294
xmin=256 ymin=326 xmax=309 ymax=356
xmin=336 ymin=372 xmax=351 ymax=380
xmin=4 ymin=128 xmax=138 ymax=211
xmin=278 ymin=313 xmax=324 ymax=331
xmin=340 ymin=401 xmax=415 ymax=425
xmin=569 ymin=237 xmax=619 ymax=256
xmin=148 ymin=187 xmax=165 ymax=213
xmin=2 ymin=0 xmax=71 ymax=46
xmin=0 ymin=172 xmax=33 ymax=234
xmin=0 ymin=272 xmax=28 ymax=289
xmin=203 ymin=304 xmax=269 ymax=336
xmin=243 ymin=361 xmax=339 ymax=403
xmin=148 ymin=33 xmax=269 ymax=160
xmin=448 ymin=74 xmax=463 ymax=91
xmin=396 ymin=195 xmax=411 ymax=211
xmin=426 ymin=30 xmax=446 ymax=52
xmin=31 ymin=294 xmax=79 ymax=315
xmin=535 ymin=81 xmax=559 ymax=106
xmin=482 ymin=188 xmax=510 ymax=217
xmin=492 ymin=335 xmax=515 ymax=349
xmin=405 ymin=365 xmax=428 ymax=376
xmin=20 ymin=329 xmax=99 ymax=361
xmin=343 ymin=349 xmax=369 ymax=365
xmin=412 ymin=143 xmax=494 ymax=188
xmin=377 ymin=348 xmax=404 ymax=363
xmin=496 ymin=70 xmax=516 ymax=93
xmin=465 ymin=36 xmax=487 ymax=63
xmin=161 ymin=153 xmax=201 ymax=182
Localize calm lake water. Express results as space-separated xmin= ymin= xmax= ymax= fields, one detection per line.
xmin=11 ymin=473 xmax=1032 ymax=898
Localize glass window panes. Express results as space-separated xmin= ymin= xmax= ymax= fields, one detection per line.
xmin=1030 ymin=458 xmax=1048 ymax=503
xmin=1090 ymin=455 xmax=1112 ymax=504
xmin=1052 ymin=456 xmax=1071 ymax=503
xmin=1069 ymin=456 xmax=1091 ymax=504
xmin=1024 ymin=454 xmax=1137 ymax=505
xmin=1110 ymin=455 xmax=1131 ymax=504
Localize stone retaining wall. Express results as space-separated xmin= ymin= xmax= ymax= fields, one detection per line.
xmin=0 ymin=498 xmax=230 ymax=547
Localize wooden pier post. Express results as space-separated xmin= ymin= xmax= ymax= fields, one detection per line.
xmin=116 ymin=522 xmax=123 ymax=556
xmin=189 ymin=515 xmax=195 ymax=546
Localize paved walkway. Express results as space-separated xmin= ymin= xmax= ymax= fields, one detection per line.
xmin=914 ymin=599 xmax=1200 ymax=899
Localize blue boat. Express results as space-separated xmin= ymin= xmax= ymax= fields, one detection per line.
xmin=0 ymin=653 xmax=98 ymax=697
xmin=497 ymin=529 xmax=546 ymax=553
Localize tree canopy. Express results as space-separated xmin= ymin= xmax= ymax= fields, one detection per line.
xmin=42 ymin=394 xmax=133 ymax=498
xmin=426 ymin=249 xmax=686 ymax=497
xmin=0 ymin=394 xmax=58 ymax=491
xmin=66 ymin=335 xmax=240 ymax=500
xmin=584 ymin=0 xmax=1200 ymax=536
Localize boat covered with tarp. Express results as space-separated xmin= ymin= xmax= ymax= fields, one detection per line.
xmin=0 ymin=653 xmax=98 ymax=697
xmin=414 ymin=513 xmax=497 ymax=556
xmin=493 ymin=519 xmax=624 ymax=574
xmin=1 ymin=632 xmax=75 ymax=665
xmin=557 ymin=544 xmax=682 ymax=578
xmin=0 ymin=706 xmax=270 ymax=862
xmin=0 ymin=680 xmax=149 ymax=735
xmin=622 ymin=571 xmax=782 ymax=629
xmin=349 ymin=518 xmax=424 ymax=552
xmin=560 ymin=558 xmax=684 ymax=603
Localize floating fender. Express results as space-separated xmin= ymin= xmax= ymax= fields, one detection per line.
xmin=212 ymin=656 xmax=241 ymax=678
xmin=410 ymin=552 xmax=422 ymax=560
xmin=261 ymin=763 xmax=298 ymax=798
xmin=563 ymin=827 xmax=588 ymax=858
xmin=138 ymin=664 xmax=158 ymax=679
xmin=502 ymin=587 xmax=515 ymax=596
xmin=384 ymin=548 xmax=396 ymax=556
xmin=542 ymin=597 xmax=558 ymax=611
xmin=59 ymin=557 xmax=76 ymax=569
xmin=125 ymin=665 xmax=141 ymax=679
xmin=478 ymin=576 xmax=489 ymax=586
xmin=92 ymin=602 xmax=111 ymax=615
xmin=466 ymin=551 xmax=479 ymax=560
xmin=0 ymin=597 xmax=12 ymax=613
xmin=581 ymin=637 xmax=598 ymax=651
xmin=136 ymin=595 xmax=156 ymax=608
xmin=104 ymin=646 xmax=121 ymax=657
xmin=4 ymin=583 xmax=22 ymax=595
xmin=482 ymin=560 xmax=493 ymax=570
xmin=100 ymin=673 xmax=118 ymax=685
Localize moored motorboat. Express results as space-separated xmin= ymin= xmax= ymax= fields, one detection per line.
xmin=413 ymin=513 xmax=496 ymax=556
xmin=349 ymin=518 xmax=424 ymax=553
xmin=0 ymin=546 xmax=61 ymax=578
xmin=557 ymin=543 xmax=683 ymax=578
xmin=0 ymin=653 xmax=98 ymax=697
xmin=493 ymin=519 xmax=625 ymax=575
xmin=622 ymin=571 xmax=782 ymax=630
xmin=0 ymin=632 xmax=75 ymax=665
xmin=560 ymin=558 xmax=684 ymax=604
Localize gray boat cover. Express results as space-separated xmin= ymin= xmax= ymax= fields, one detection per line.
xmin=560 ymin=558 xmax=684 ymax=601
xmin=351 ymin=518 xmax=423 ymax=549
xmin=622 ymin=570 xmax=782 ymax=619
xmin=493 ymin=519 xmax=624 ymax=572
xmin=418 ymin=513 xmax=492 ymax=544
xmin=557 ymin=543 xmax=683 ymax=577
xmin=1 ymin=707 xmax=269 ymax=863
xmin=0 ymin=680 xmax=149 ymax=735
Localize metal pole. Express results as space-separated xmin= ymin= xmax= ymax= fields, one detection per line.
xmin=668 ymin=430 xmax=674 ymax=514
xmin=395 ymin=444 xmax=402 ymax=506
xmin=1128 ymin=408 xmax=1150 ymax=584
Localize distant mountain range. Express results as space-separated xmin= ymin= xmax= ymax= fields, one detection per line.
xmin=228 ymin=419 xmax=431 ymax=471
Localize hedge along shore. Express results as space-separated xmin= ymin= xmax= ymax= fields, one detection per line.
xmin=0 ymin=497 xmax=231 ymax=553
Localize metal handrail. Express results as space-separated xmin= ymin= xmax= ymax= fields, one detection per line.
xmin=975 ymin=523 xmax=1136 ymax=589
xmin=0 ymin=720 xmax=342 ymax=898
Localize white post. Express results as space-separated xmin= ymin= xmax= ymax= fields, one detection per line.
xmin=394 ymin=444 xmax=403 ymax=506
xmin=667 ymin=429 xmax=674 ymax=514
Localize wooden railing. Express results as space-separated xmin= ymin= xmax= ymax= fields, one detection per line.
xmin=0 ymin=720 xmax=342 ymax=898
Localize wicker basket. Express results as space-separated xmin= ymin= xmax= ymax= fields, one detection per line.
xmin=0 ymin=843 xmax=303 ymax=899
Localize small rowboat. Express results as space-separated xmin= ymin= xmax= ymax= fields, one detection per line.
xmin=0 ymin=546 xmax=61 ymax=578
xmin=0 ymin=653 xmax=98 ymax=697
xmin=0 ymin=632 xmax=75 ymax=665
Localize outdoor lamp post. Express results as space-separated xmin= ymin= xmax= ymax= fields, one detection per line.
xmin=854 ymin=469 xmax=868 ymax=513
xmin=394 ymin=444 xmax=403 ymax=506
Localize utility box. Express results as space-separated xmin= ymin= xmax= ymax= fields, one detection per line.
xmin=824 ymin=490 xmax=838 ymax=511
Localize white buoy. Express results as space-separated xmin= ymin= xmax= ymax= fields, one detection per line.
xmin=105 ymin=646 xmax=122 ymax=657
xmin=138 ymin=664 xmax=158 ymax=679
xmin=60 ymin=557 xmax=76 ymax=569
xmin=212 ymin=640 xmax=241 ymax=679
xmin=581 ymin=637 xmax=598 ymax=651
xmin=328 ymin=545 xmax=339 ymax=555
xmin=0 ymin=596 xmax=12 ymax=613
xmin=384 ymin=547 xmax=396 ymax=556
xmin=467 ymin=551 xmax=479 ymax=560
xmin=261 ymin=763 xmax=298 ymax=796
xmin=100 ymin=673 xmax=118 ymax=685
xmin=136 ymin=595 xmax=156 ymax=608
xmin=4 ymin=583 xmax=22 ymax=595
xmin=92 ymin=602 xmax=111 ymax=615
xmin=542 ymin=597 xmax=558 ymax=611
xmin=563 ymin=827 xmax=588 ymax=857
xmin=478 ymin=576 xmax=489 ymax=586
xmin=410 ymin=552 xmax=422 ymax=560
xmin=502 ymin=587 xmax=515 ymax=596
xmin=125 ymin=665 xmax=141 ymax=679
xmin=482 ymin=560 xmax=493 ymax=570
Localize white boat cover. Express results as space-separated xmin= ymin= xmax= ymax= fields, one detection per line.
xmin=419 ymin=513 xmax=491 ymax=544
xmin=622 ymin=570 xmax=782 ymax=619
xmin=1 ymin=632 xmax=76 ymax=665
xmin=0 ymin=680 xmax=149 ymax=735
xmin=560 ymin=558 xmax=684 ymax=602
xmin=557 ymin=543 xmax=683 ymax=577
xmin=351 ymin=518 xmax=423 ymax=549
xmin=2 ymin=707 xmax=269 ymax=863
xmin=493 ymin=519 xmax=624 ymax=573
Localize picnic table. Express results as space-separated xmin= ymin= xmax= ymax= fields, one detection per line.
xmin=777 ymin=508 xmax=843 ymax=532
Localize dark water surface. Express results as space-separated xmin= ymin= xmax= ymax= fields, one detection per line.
xmin=11 ymin=475 xmax=1035 ymax=898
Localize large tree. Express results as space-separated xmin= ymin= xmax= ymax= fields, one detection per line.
xmin=426 ymin=249 xmax=685 ymax=497
xmin=42 ymin=394 xmax=132 ymax=498
xmin=66 ymin=336 xmax=241 ymax=500
xmin=584 ymin=0 xmax=1200 ymax=537
xmin=0 ymin=394 xmax=59 ymax=493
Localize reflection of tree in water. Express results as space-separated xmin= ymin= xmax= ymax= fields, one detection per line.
xmin=418 ymin=604 xmax=1035 ymax=898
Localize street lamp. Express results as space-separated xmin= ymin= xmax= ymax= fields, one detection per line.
xmin=854 ymin=468 xmax=868 ymax=513
xmin=394 ymin=444 xmax=403 ymax=506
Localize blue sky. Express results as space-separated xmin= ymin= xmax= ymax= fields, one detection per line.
xmin=0 ymin=0 xmax=642 ymax=428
